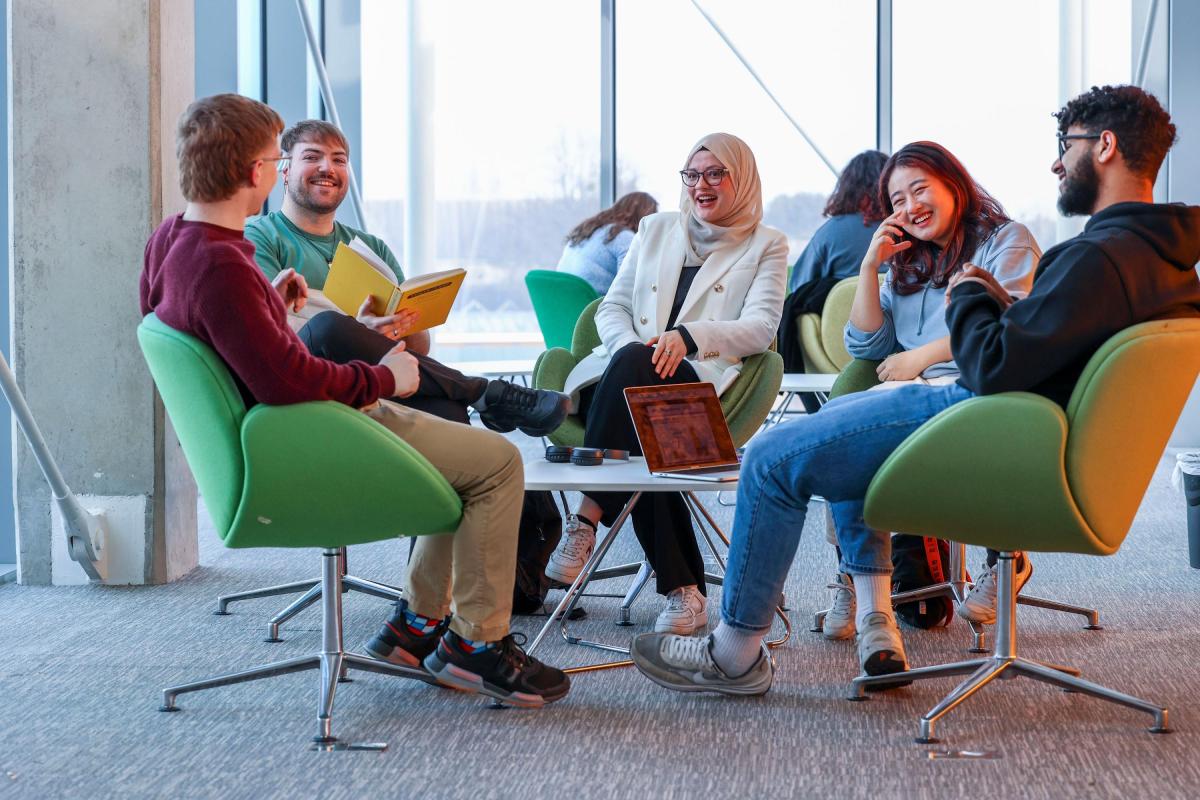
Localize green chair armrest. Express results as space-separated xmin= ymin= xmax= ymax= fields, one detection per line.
xmin=226 ymin=402 xmax=463 ymax=549
xmin=830 ymin=359 xmax=881 ymax=399
xmin=864 ymin=392 xmax=1106 ymax=554
xmin=722 ymin=351 xmax=784 ymax=448
xmin=533 ymin=347 xmax=577 ymax=393
xmin=799 ymin=313 xmax=838 ymax=374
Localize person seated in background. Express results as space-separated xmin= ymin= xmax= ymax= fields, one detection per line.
xmin=630 ymin=84 xmax=1200 ymax=696
xmin=787 ymin=149 xmax=888 ymax=294
xmin=815 ymin=141 xmax=1040 ymax=641
xmin=142 ymin=94 xmax=569 ymax=706
xmin=245 ymin=119 xmax=567 ymax=434
xmin=544 ymin=133 xmax=788 ymax=635
xmin=557 ymin=191 xmax=659 ymax=295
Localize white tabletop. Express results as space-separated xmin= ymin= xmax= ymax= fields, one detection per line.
xmin=778 ymin=372 xmax=838 ymax=393
xmin=523 ymin=455 xmax=737 ymax=492
xmin=447 ymin=358 xmax=536 ymax=378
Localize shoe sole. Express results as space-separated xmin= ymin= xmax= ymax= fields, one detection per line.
xmin=363 ymin=638 xmax=421 ymax=668
xmin=422 ymin=652 xmax=569 ymax=708
xmin=544 ymin=553 xmax=591 ymax=585
xmin=861 ymin=651 xmax=912 ymax=690
xmin=653 ymin=616 xmax=708 ymax=635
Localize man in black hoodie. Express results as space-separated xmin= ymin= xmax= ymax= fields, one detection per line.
xmin=629 ymin=85 xmax=1200 ymax=698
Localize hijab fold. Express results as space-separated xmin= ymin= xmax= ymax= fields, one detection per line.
xmin=679 ymin=132 xmax=763 ymax=266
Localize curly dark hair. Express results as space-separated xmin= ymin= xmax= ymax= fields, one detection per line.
xmin=1054 ymin=85 xmax=1176 ymax=180
xmin=879 ymin=142 xmax=1010 ymax=297
xmin=565 ymin=191 xmax=658 ymax=246
xmin=824 ymin=150 xmax=888 ymax=222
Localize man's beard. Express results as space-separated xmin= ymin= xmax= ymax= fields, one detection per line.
xmin=1057 ymin=154 xmax=1100 ymax=216
xmin=288 ymin=177 xmax=346 ymax=215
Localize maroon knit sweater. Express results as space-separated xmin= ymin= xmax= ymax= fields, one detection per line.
xmin=141 ymin=214 xmax=395 ymax=407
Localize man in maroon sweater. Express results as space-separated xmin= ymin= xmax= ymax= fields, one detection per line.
xmin=142 ymin=93 xmax=568 ymax=707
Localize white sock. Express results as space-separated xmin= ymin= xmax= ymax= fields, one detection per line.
xmin=853 ymin=573 xmax=894 ymax=630
xmin=709 ymin=621 xmax=764 ymax=676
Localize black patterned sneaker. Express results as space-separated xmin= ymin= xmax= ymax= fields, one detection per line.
xmin=364 ymin=600 xmax=449 ymax=668
xmin=477 ymin=380 xmax=569 ymax=437
xmin=423 ymin=631 xmax=570 ymax=707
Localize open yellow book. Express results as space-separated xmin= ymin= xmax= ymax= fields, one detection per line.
xmin=322 ymin=239 xmax=466 ymax=334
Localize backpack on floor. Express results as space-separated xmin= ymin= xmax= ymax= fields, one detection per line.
xmin=890 ymin=534 xmax=953 ymax=629
xmin=512 ymin=491 xmax=563 ymax=615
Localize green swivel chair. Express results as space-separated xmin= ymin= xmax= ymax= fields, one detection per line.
xmin=531 ymin=297 xmax=785 ymax=620
xmin=852 ymin=319 xmax=1200 ymax=744
xmin=138 ymin=314 xmax=463 ymax=748
xmin=798 ymin=275 xmax=861 ymax=375
xmin=533 ymin=299 xmax=784 ymax=449
xmin=525 ymin=269 xmax=601 ymax=351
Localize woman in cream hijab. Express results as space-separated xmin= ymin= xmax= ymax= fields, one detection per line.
xmin=547 ymin=133 xmax=789 ymax=635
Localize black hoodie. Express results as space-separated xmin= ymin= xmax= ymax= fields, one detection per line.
xmin=947 ymin=201 xmax=1200 ymax=407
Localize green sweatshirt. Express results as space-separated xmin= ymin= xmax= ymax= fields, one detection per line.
xmin=244 ymin=210 xmax=404 ymax=290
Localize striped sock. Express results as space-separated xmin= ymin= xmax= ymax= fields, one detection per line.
xmin=402 ymin=607 xmax=441 ymax=637
xmin=454 ymin=635 xmax=496 ymax=655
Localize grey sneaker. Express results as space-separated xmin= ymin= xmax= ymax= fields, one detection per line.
xmin=631 ymin=632 xmax=773 ymax=696
xmin=958 ymin=553 xmax=1033 ymax=625
xmin=856 ymin=611 xmax=911 ymax=688
xmin=544 ymin=514 xmax=596 ymax=584
xmin=822 ymin=573 xmax=856 ymax=641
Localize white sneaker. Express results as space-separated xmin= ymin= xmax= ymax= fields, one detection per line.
xmin=544 ymin=514 xmax=596 ymax=584
xmin=822 ymin=573 xmax=856 ymax=641
xmin=856 ymin=611 xmax=910 ymax=686
xmin=655 ymin=585 xmax=707 ymax=634
xmin=957 ymin=553 xmax=1033 ymax=625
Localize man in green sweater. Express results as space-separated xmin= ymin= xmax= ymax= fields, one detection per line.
xmin=246 ymin=119 xmax=566 ymax=434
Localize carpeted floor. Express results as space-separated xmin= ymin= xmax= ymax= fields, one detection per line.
xmin=2 ymin=438 xmax=1198 ymax=800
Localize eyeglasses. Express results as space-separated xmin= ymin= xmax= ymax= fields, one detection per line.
xmin=1057 ymin=133 xmax=1101 ymax=160
xmin=251 ymin=155 xmax=291 ymax=172
xmin=679 ymin=167 xmax=729 ymax=187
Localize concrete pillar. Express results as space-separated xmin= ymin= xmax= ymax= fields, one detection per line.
xmin=9 ymin=0 xmax=197 ymax=585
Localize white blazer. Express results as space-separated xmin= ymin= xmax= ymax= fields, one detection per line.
xmin=563 ymin=211 xmax=789 ymax=405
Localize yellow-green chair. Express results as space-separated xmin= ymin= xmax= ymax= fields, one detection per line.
xmin=139 ymin=314 xmax=463 ymax=747
xmin=798 ymin=276 xmax=860 ymax=375
xmin=852 ymin=319 xmax=1200 ymax=744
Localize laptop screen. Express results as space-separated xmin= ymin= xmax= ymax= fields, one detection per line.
xmin=624 ymin=383 xmax=740 ymax=473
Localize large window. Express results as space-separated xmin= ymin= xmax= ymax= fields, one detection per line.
xmin=892 ymin=0 xmax=1131 ymax=250
xmin=362 ymin=1 xmax=600 ymax=361
xmin=617 ymin=0 xmax=877 ymax=258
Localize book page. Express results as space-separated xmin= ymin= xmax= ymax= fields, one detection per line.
xmin=347 ymin=237 xmax=396 ymax=280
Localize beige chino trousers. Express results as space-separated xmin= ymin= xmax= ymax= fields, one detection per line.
xmin=365 ymin=400 xmax=523 ymax=641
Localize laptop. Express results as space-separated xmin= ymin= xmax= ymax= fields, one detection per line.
xmin=625 ymin=383 xmax=742 ymax=482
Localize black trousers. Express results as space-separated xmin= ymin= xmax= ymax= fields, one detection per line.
xmin=579 ymin=342 xmax=705 ymax=597
xmin=299 ymin=311 xmax=488 ymax=424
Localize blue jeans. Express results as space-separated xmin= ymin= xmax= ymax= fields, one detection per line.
xmin=721 ymin=382 xmax=975 ymax=632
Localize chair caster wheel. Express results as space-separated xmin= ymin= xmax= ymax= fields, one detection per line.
xmin=1084 ymin=624 xmax=1103 ymax=631
xmin=158 ymin=705 xmax=180 ymax=713
xmin=846 ymin=694 xmax=868 ymax=702
xmin=1149 ymin=726 xmax=1172 ymax=735
xmin=915 ymin=736 xmax=940 ymax=745
xmin=212 ymin=610 xmax=231 ymax=616
xmin=264 ymin=637 xmax=283 ymax=643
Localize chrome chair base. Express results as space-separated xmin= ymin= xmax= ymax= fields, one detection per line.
xmin=213 ymin=547 xmax=404 ymax=643
xmin=812 ymin=542 xmax=1099 ymax=652
xmin=849 ymin=552 xmax=1169 ymax=744
xmin=164 ymin=549 xmax=429 ymax=747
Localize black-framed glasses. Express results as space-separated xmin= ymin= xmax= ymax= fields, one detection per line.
xmin=679 ymin=167 xmax=729 ymax=187
xmin=1057 ymin=133 xmax=1101 ymax=160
